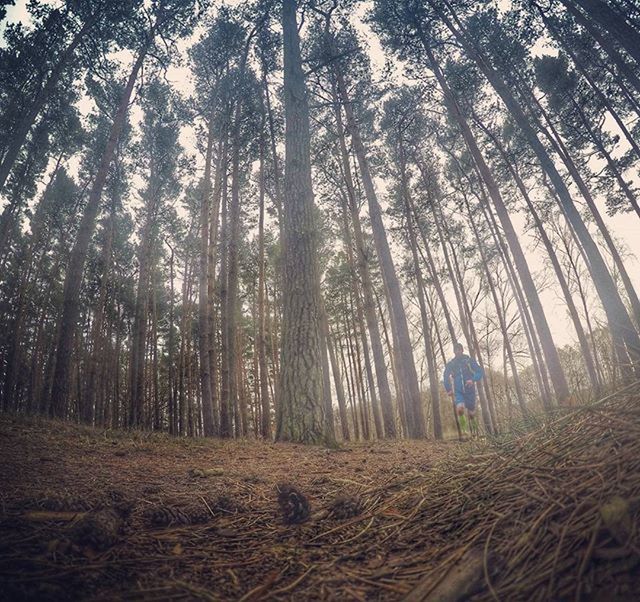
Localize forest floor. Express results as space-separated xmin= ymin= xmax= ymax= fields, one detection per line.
xmin=1 ymin=388 xmax=640 ymax=601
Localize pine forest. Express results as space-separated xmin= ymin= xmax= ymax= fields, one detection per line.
xmin=1 ymin=0 xmax=640 ymax=599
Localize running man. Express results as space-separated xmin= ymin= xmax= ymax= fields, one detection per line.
xmin=443 ymin=342 xmax=484 ymax=438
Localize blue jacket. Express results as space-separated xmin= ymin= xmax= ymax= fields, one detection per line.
xmin=443 ymin=354 xmax=483 ymax=396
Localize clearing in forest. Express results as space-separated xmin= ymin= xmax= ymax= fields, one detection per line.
xmin=1 ymin=388 xmax=639 ymax=601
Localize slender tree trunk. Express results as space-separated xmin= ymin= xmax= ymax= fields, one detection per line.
xmin=208 ymin=134 xmax=226 ymax=434
xmin=461 ymin=190 xmax=527 ymax=415
xmin=339 ymin=318 xmax=360 ymax=440
xmin=257 ymin=123 xmax=271 ymax=440
xmin=432 ymin=2 xmax=640 ymax=370
xmin=350 ymin=292 xmax=371 ymax=440
xmin=219 ymin=175 xmax=232 ymax=437
xmin=319 ymin=300 xmax=337 ymax=445
xmin=580 ymin=112 xmax=640 ymax=218
xmin=422 ymin=38 xmax=570 ymax=405
xmin=335 ymin=67 xmax=425 ymax=438
xmin=49 ymin=42 xmax=150 ymax=418
xmin=327 ymin=328 xmax=350 ymax=440
xmin=475 ymin=117 xmax=602 ymax=393
xmin=1 ymin=157 xmax=63 ymax=409
xmin=530 ymin=94 xmax=640 ymax=326
xmin=113 ymin=302 xmax=123 ymax=429
xmin=373 ymin=286 xmax=405 ymax=436
xmin=331 ymin=84 xmax=395 ymax=438
xmin=225 ymin=35 xmax=255 ymax=439
xmin=557 ymin=226 xmax=609 ymax=385
xmin=262 ymin=65 xmax=283 ymax=229
xmin=225 ymin=135 xmax=243 ymax=439
xmin=168 ymin=245 xmax=177 ymax=435
xmin=0 ymin=140 xmax=44 ymax=263
xmin=198 ymin=110 xmax=216 ymax=436
xmin=0 ymin=16 xmax=98 ymax=192
xmin=151 ymin=270 xmax=160 ymax=430
xmin=346 ymin=306 xmax=368 ymax=440
xmin=398 ymin=137 xmax=442 ymax=439
xmin=479 ymin=188 xmax=554 ymax=408
xmin=338 ymin=191 xmax=384 ymax=437
xmin=178 ymin=254 xmax=192 ymax=436
xmin=130 ymin=162 xmax=160 ymax=429
xmin=236 ymin=330 xmax=249 ymax=437
xmin=441 ymin=212 xmax=495 ymax=433
xmin=434 ymin=191 xmax=478 ymax=360
xmin=83 ymin=201 xmax=116 ymax=424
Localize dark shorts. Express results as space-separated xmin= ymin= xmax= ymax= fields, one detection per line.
xmin=455 ymin=388 xmax=476 ymax=412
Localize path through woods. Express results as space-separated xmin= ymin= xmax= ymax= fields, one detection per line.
xmin=1 ymin=385 xmax=639 ymax=601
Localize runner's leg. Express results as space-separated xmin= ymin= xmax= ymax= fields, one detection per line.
xmin=456 ymin=398 xmax=468 ymax=434
xmin=465 ymin=392 xmax=478 ymax=436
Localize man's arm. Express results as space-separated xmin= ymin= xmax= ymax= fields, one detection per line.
xmin=470 ymin=357 xmax=484 ymax=382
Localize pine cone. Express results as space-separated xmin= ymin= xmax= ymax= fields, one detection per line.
xmin=208 ymin=495 xmax=241 ymax=515
xmin=106 ymin=489 xmax=134 ymax=518
xmin=145 ymin=505 xmax=191 ymax=527
xmin=276 ymin=483 xmax=310 ymax=525
xmin=328 ymin=495 xmax=363 ymax=520
xmin=184 ymin=504 xmax=211 ymax=524
xmin=69 ymin=508 xmax=122 ymax=551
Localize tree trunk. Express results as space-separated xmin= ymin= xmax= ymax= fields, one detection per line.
xmin=219 ymin=173 xmax=232 ymax=437
xmin=327 ymin=328 xmax=350 ymax=441
xmin=345 ymin=305 xmax=368 ymax=440
xmin=168 ymin=245 xmax=177 ymax=435
xmin=461 ymin=189 xmax=527 ymax=415
xmin=331 ymin=80 xmax=395 ymax=438
xmin=1 ymin=157 xmax=63 ymax=410
xmin=320 ymin=300 xmax=337 ymax=445
xmin=339 ymin=317 xmax=360 ymax=440
xmin=198 ymin=110 xmax=217 ymax=436
xmin=398 ymin=138 xmax=442 ymax=439
xmin=338 ymin=190 xmax=385 ymax=437
xmin=257 ymin=121 xmax=271 ymax=439
xmin=480 ymin=189 xmax=554 ymax=409
xmin=151 ymin=270 xmax=160 ymax=430
xmin=225 ymin=144 xmax=242 ymax=437
xmin=433 ymin=2 xmax=640 ymax=370
xmin=440 ymin=209 xmax=495 ymax=434
xmin=208 ymin=134 xmax=226 ymax=434
xmin=475 ymin=116 xmax=602 ymax=393
xmin=276 ymin=0 xmax=326 ymax=444
xmin=530 ymin=94 xmax=640 ymax=325
xmin=83 ymin=200 xmax=116 ymax=424
xmin=0 ymin=15 xmax=98 ymax=192
xmin=421 ymin=37 xmax=570 ymax=405
xmin=129 ymin=156 xmax=160 ymax=429
xmin=335 ymin=68 xmax=425 ymax=438
xmin=349 ymin=291 xmax=370 ymax=440
xmin=49 ymin=42 xmax=149 ymax=418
